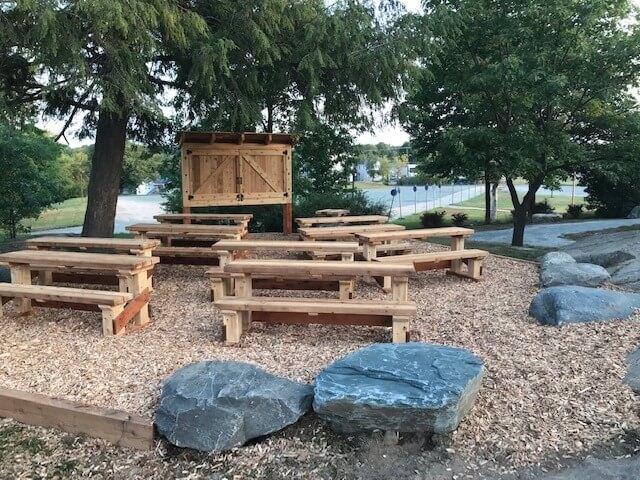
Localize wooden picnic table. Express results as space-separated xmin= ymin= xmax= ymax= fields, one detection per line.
xmin=25 ymin=236 xmax=160 ymax=257
xmin=295 ymin=215 xmax=388 ymax=228
xmin=154 ymin=213 xmax=253 ymax=228
xmin=0 ymin=250 xmax=159 ymax=328
xmin=356 ymin=227 xmax=475 ymax=261
xmin=299 ymin=223 xmax=405 ymax=241
xmin=213 ymin=239 xmax=361 ymax=263
xmin=125 ymin=223 xmax=244 ymax=243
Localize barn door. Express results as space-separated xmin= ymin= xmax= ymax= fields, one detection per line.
xmin=184 ymin=150 xmax=241 ymax=204
xmin=237 ymin=149 xmax=290 ymax=204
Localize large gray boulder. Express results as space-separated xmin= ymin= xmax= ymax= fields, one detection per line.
xmin=539 ymin=252 xmax=610 ymax=288
xmin=624 ymin=347 xmax=640 ymax=394
xmin=609 ymin=259 xmax=640 ymax=291
xmin=313 ymin=343 xmax=484 ymax=434
xmin=155 ymin=361 xmax=313 ymax=452
xmin=541 ymin=455 xmax=640 ymax=480
xmin=627 ymin=206 xmax=640 ymax=219
xmin=530 ymin=286 xmax=640 ymax=326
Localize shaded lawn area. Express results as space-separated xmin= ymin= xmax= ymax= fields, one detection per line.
xmin=454 ymin=192 xmax=591 ymax=215
xmin=354 ymin=181 xmax=388 ymax=189
xmin=22 ymin=197 xmax=87 ymax=232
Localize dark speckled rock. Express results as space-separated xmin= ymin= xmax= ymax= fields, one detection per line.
xmin=530 ymin=286 xmax=640 ymax=326
xmin=155 ymin=361 xmax=313 ymax=452
xmin=312 ymin=343 xmax=484 ymax=434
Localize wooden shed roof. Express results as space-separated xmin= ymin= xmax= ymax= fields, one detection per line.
xmin=177 ymin=131 xmax=293 ymax=146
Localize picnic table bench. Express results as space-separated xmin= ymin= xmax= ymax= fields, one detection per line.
xmin=0 ymin=250 xmax=159 ymax=335
xmin=206 ymin=240 xmax=361 ymax=300
xmin=214 ymin=259 xmax=416 ymax=344
xmin=295 ymin=215 xmax=388 ymax=228
xmin=356 ymin=227 xmax=488 ymax=281
xmin=154 ymin=213 xmax=253 ymax=230
xmin=26 ymin=236 xmax=160 ymax=257
xmin=299 ymin=223 xmax=405 ymax=241
xmin=126 ymin=223 xmax=246 ymax=264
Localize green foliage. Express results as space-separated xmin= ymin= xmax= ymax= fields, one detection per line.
xmin=582 ymin=161 xmax=640 ymax=217
xmin=402 ymin=0 xmax=640 ymax=245
xmin=420 ymin=210 xmax=446 ymax=228
xmin=121 ymin=144 xmax=165 ymax=193
xmin=58 ymin=148 xmax=90 ymax=198
xmin=532 ymin=200 xmax=555 ymax=215
xmin=294 ymin=122 xmax=358 ymax=195
xmin=0 ymin=123 xmax=66 ymax=238
xmin=566 ymin=204 xmax=584 ymax=219
xmin=294 ymin=190 xmax=386 ymax=222
xmin=451 ymin=212 xmax=468 ymax=227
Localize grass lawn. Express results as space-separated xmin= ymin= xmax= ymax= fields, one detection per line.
xmin=354 ymin=181 xmax=388 ymax=189
xmin=454 ymin=192 xmax=589 ymax=214
xmin=22 ymin=197 xmax=87 ymax=232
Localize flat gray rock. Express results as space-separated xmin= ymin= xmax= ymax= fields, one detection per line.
xmin=562 ymin=231 xmax=639 ymax=268
xmin=530 ymin=286 xmax=640 ymax=326
xmin=627 ymin=206 xmax=640 ymax=218
xmin=541 ymin=455 xmax=640 ymax=480
xmin=609 ymin=259 xmax=640 ymax=291
xmin=624 ymin=347 xmax=640 ymax=394
xmin=539 ymin=252 xmax=610 ymax=288
xmin=313 ymin=343 xmax=484 ymax=434
xmin=155 ymin=361 xmax=313 ymax=452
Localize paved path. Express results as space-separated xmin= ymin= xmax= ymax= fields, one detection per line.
xmin=472 ymin=218 xmax=640 ymax=248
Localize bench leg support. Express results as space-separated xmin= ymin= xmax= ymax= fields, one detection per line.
xmin=210 ymin=278 xmax=226 ymax=301
xmin=339 ymin=280 xmax=353 ymax=300
xmin=100 ymin=304 xmax=125 ymax=336
xmin=467 ymin=259 xmax=483 ymax=280
xmin=0 ymin=298 xmax=3 ymax=319
xmin=392 ymin=316 xmax=410 ymax=343
xmin=11 ymin=266 xmax=32 ymax=315
xmin=222 ymin=310 xmax=242 ymax=344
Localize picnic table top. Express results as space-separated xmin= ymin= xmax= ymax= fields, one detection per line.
xmin=154 ymin=213 xmax=253 ymax=222
xmin=0 ymin=250 xmax=159 ymax=272
xmin=224 ymin=259 xmax=415 ymax=276
xmin=295 ymin=215 xmax=388 ymax=226
xmin=299 ymin=223 xmax=405 ymax=239
xmin=25 ymin=236 xmax=161 ymax=250
xmin=355 ymin=227 xmax=475 ymax=243
xmin=125 ymin=223 xmax=244 ymax=233
xmin=213 ymin=239 xmax=360 ymax=252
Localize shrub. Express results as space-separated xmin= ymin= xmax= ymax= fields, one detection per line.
xmin=420 ymin=210 xmax=446 ymax=228
xmin=566 ymin=204 xmax=584 ymax=219
xmin=531 ymin=199 xmax=555 ymax=214
xmin=581 ymin=163 xmax=640 ymax=218
xmin=294 ymin=189 xmax=386 ymax=220
xmin=451 ymin=212 xmax=468 ymax=227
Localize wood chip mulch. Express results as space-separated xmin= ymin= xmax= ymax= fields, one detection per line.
xmin=0 ymin=233 xmax=639 ymax=479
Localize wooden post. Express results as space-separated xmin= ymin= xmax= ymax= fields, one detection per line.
xmin=0 ymin=298 xmax=3 ymax=319
xmin=123 ymin=271 xmax=150 ymax=326
xmin=339 ymin=280 xmax=353 ymax=300
xmin=10 ymin=265 xmax=32 ymax=314
xmin=283 ymin=202 xmax=293 ymax=235
xmin=100 ymin=304 xmax=124 ymax=336
xmin=450 ymin=235 xmax=465 ymax=274
xmin=222 ymin=311 xmax=242 ymax=344
xmin=234 ymin=273 xmax=252 ymax=330
xmin=392 ymin=316 xmax=409 ymax=343
xmin=183 ymin=206 xmax=192 ymax=225
xmin=391 ymin=277 xmax=409 ymax=302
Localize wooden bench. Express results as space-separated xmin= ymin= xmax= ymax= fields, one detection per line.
xmin=356 ymin=227 xmax=475 ymax=261
xmin=299 ymin=224 xmax=405 ymax=241
xmin=0 ymin=284 xmax=134 ymax=336
xmin=215 ymin=297 xmax=416 ymax=344
xmin=376 ymin=249 xmax=490 ymax=281
xmin=154 ymin=213 xmax=252 ymax=230
xmin=296 ymin=215 xmax=388 ymax=228
xmin=213 ymin=259 xmax=414 ymax=343
xmin=126 ymin=223 xmax=245 ymax=244
xmin=26 ymin=237 xmax=160 ymax=257
xmin=153 ymin=246 xmax=223 ymax=265
xmin=213 ymin=239 xmax=361 ymax=262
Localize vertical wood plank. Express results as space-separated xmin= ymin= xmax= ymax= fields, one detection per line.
xmin=10 ymin=265 xmax=32 ymax=314
xmin=392 ymin=316 xmax=410 ymax=343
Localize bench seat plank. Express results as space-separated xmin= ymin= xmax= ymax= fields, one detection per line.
xmin=356 ymin=227 xmax=474 ymax=244
xmin=296 ymin=215 xmax=388 ymax=227
xmin=299 ymin=224 xmax=405 ymax=240
xmin=0 ymin=284 xmax=132 ymax=306
xmin=26 ymin=237 xmax=160 ymax=253
xmin=375 ymin=249 xmax=489 ymax=263
xmin=224 ymin=259 xmax=415 ymax=277
xmin=0 ymin=250 xmax=158 ymax=272
xmin=214 ymin=240 xmax=360 ymax=253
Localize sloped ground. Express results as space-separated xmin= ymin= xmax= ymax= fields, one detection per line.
xmin=0 ymin=234 xmax=638 ymax=479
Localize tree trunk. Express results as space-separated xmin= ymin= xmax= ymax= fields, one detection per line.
xmin=511 ymin=205 xmax=527 ymax=246
xmin=81 ymin=108 xmax=128 ymax=237
xmin=266 ymin=103 xmax=274 ymax=133
xmin=490 ymin=183 xmax=498 ymax=222
xmin=484 ymin=174 xmax=491 ymax=224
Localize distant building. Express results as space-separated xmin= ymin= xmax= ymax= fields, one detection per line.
xmin=136 ymin=178 xmax=168 ymax=195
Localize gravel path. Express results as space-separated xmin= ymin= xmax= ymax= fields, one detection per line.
xmin=472 ymin=218 xmax=640 ymax=248
xmin=0 ymin=234 xmax=638 ymax=478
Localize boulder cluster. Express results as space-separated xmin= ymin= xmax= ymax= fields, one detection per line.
xmin=155 ymin=343 xmax=484 ymax=452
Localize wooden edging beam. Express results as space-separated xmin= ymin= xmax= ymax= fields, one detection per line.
xmin=0 ymin=387 xmax=154 ymax=450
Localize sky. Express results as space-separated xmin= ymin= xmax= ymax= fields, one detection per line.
xmin=39 ymin=0 xmax=423 ymax=148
